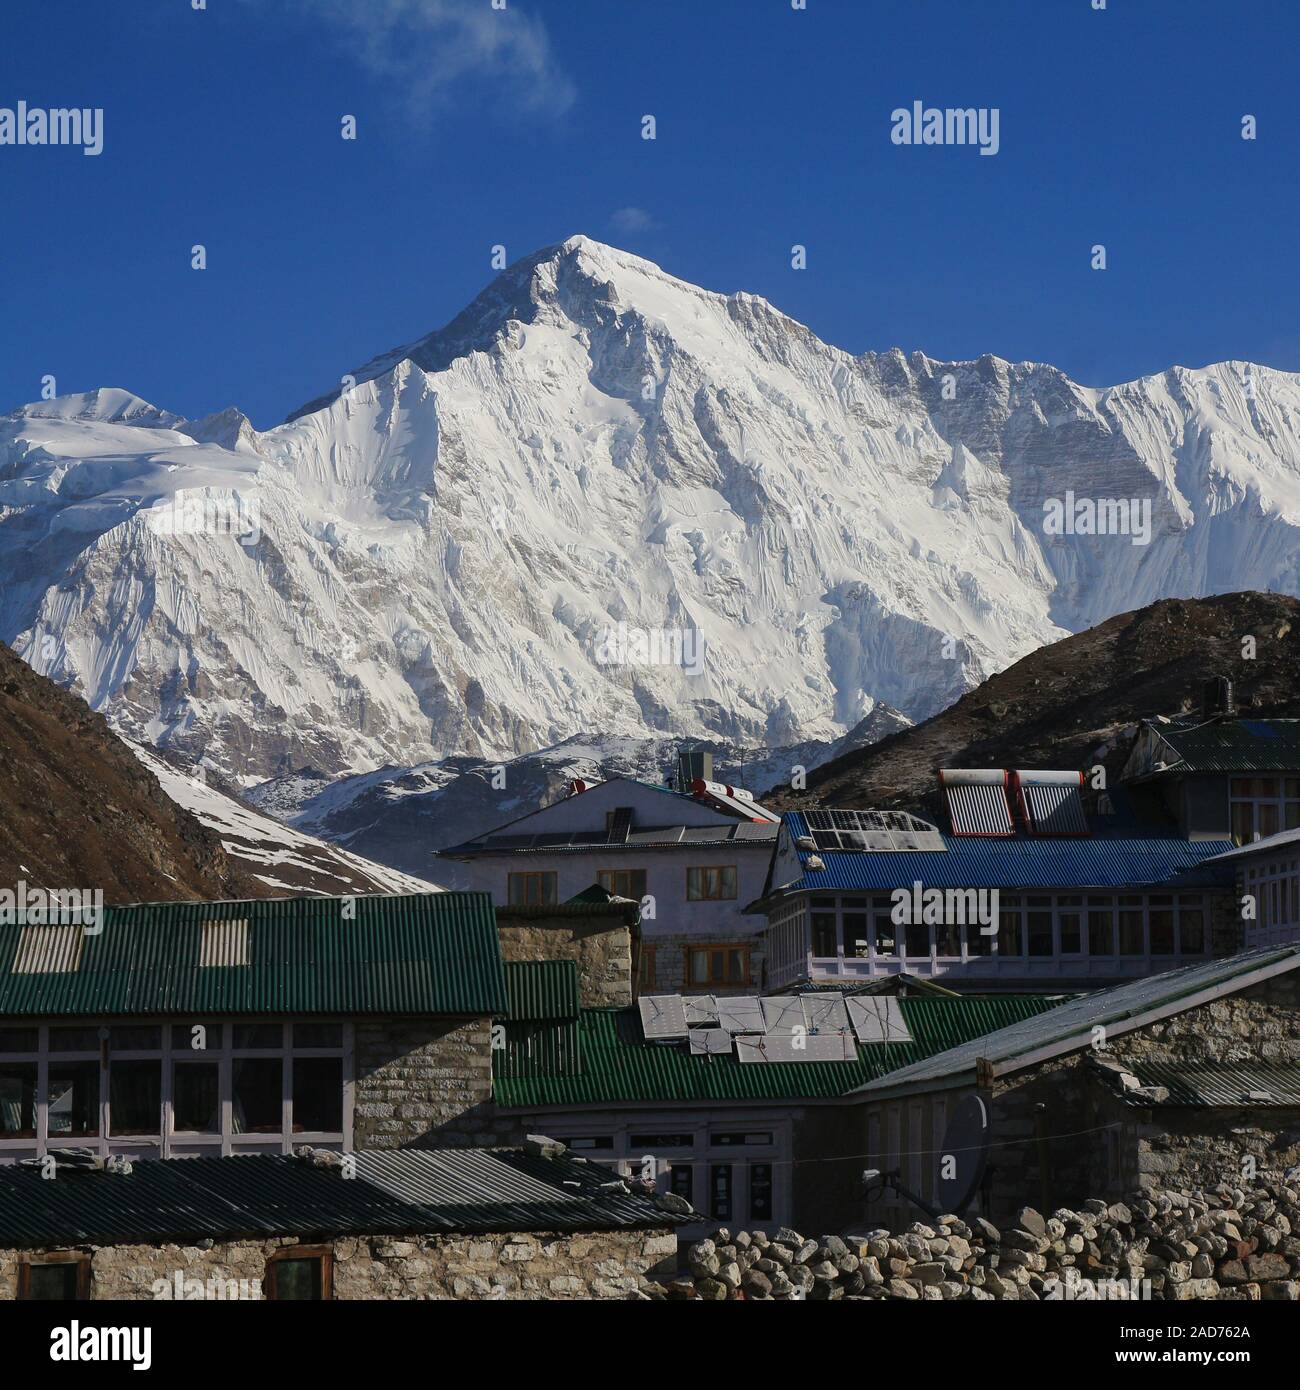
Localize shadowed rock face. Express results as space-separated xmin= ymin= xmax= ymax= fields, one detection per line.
xmin=770 ymin=592 xmax=1300 ymax=819
xmin=0 ymin=638 xmax=247 ymax=903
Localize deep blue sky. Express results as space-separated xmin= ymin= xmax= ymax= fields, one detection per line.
xmin=1 ymin=0 xmax=1296 ymax=428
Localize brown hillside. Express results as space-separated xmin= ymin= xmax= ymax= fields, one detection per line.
xmin=0 ymin=640 xmax=259 ymax=903
xmin=769 ymin=592 xmax=1300 ymax=820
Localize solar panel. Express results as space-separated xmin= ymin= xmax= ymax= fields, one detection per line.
xmin=683 ymin=995 xmax=719 ymax=1027
xmin=941 ymin=770 xmax=1014 ymax=836
xmin=760 ymin=996 xmax=806 ymax=1033
xmin=716 ymin=996 xmax=765 ymax=1034
xmin=735 ymin=1032 xmax=857 ymax=1064
xmin=800 ymin=995 xmax=851 ymax=1034
xmin=803 ymin=809 xmax=945 ymax=852
xmin=1016 ymin=771 xmax=1088 ymax=836
xmin=847 ymin=996 xmax=914 ymax=1045
xmin=688 ymin=1028 xmax=734 ymax=1056
xmin=638 ymin=995 xmax=689 ymax=1041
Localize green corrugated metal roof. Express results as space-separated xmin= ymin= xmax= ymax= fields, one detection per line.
xmin=504 ymin=961 xmax=581 ymax=1021
xmin=0 ymin=892 xmax=507 ymax=1017
xmin=493 ymin=995 xmax=1064 ymax=1107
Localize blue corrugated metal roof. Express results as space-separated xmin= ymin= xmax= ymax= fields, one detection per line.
xmin=779 ymin=812 xmax=1233 ymax=893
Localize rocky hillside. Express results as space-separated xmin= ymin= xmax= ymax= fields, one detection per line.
xmin=0 ymin=640 xmax=436 ymax=903
xmin=769 ymin=592 xmax=1300 ymax=819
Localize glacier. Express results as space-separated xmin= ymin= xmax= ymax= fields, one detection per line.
xmin=2 ymin=237 xmax=1299 ymax=787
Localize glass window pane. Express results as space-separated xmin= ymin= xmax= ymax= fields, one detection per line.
xmin=293 ymin=1024 xmax=343 ymax=1049
xmin=1231 ymin=802 xmax=1255 ymax=846
xmin=233 ymin=1025 xmax=282 ymax=1050
xmin=1088 ymin=907 xmax=1114 ymax=956
xmin=0 ymin=1028 xmax=38 ymax=1053
xmin=1027 ymin=911 xmax=1053 ymax=956
xmin=0 ymin=1064 xmax=37 ymax=1137
xmin=670 ymin=1164 xmax=693 ymax=1204
xmin=232 ymin=1058 xmax=282 ymax=1134
xmin=1059 ymin=912 xmax=1082 ymax=954
xmin=173 ymin=1063 xmax=220 ymax=1134
xmin=1260 ymin=804 xmax=1280 ymax=839
xmin=272 ymin=1258 xmax=322 ymax=1301
xmin=49 ymin=1028 xmax=99 ymax=1053
xmin=292 ymin=1057 xmax=343 ymax=1133
xmin=1149 ymin=908 xmax=1175 ymax=954
xmin=1179 ymin=908 xmax=1205 ymax=955
xmin=904 ymin=921 xmax=929 ymax=958
xmin=710 ymin=1164 xmax=732 ymax=1221
xmin=998 ymin=910 xmax=1022 ymax=957
xmin=109 ymin=1061 xmax=161 ymax=1136
xmin=47 ymin=1062 xmax=99 ymax=1136
xmin=811 ymin=914 xmax=837 ymax=957
xmin=1119 ymin=909 xmax=1145 ymax=955
xmin=26 ymin=1263 xmax=82 ymax=1300
xmin=873 ymin=912 xmax=896 ymax=956
xmin=171 ymin=1023 xmax=222 ymax=1052
xmin=935 ymin=921 xmax=960 ymax=957
xmin=109 ymin=1026 xmax=161 ymax=1051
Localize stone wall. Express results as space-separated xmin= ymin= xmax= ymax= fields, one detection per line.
xmin=0 ymin=1228 xmax=678 ymax=1301
xmin=353 ymin=1017 xmax=512 ymax=1149
xmin=496 ymin=907 xmax=635 ymax=1008
xmin=667 ymin=1182 xmax=1300 ymax=1300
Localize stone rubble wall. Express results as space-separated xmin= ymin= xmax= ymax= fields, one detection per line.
xmin=0 ymin=1228 xmax=679 ymax=1301
xmin=662 ymin=1181 xmax=1300 ymax=1301
xmin=496 ymin=910 xmax=635 ymax=1008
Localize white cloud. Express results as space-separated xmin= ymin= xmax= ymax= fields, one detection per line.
xmin=609 ymin=207 xmax=658 ymax=235
xmin=256 ymin=0 xmax=576 ymax=121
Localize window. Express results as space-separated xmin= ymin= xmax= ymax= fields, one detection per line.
xmin=997 ymin=899 xmax=1022 ymax=957
xmin=843 ymin=911 xmax=869 ymax=958
xmin=904 ymin=920 xmax=929 ymax=958
xmin=712 ymin=1131 xmax=773 ymax=1146
xmin=934 ymin=920 xmax=961 ymax=958
xmin=1231 ymin=777 xmax=1300 ymax=845
xmin=266 ymin=1248 xmax=332 ymax=1301
xmin=1058 ymin=896 xmax=1083 ymax=954
xmin=109 ymin=1026 xmax=161 ymax=1051
xmin=811 ymin=911 xmax=838 ymax=958
xmin=234 ymin=1024 xmax=282 ymax=1049
xmin=1148 ymin=897 xmax=1175 ymax=954
xmin=48 ymin=1062 xmax=99 ymax=1137
xmin=172 ymin=1023 xmax=222 ymax=1051
xmin=638 ymin=945 xmax=656 ymax=992
xmin=0 ymin=1028 xmax=38 ymax=1053
xmin=1088 ymin=898 xmax=1115 ymax=956
xmin=631 ymin=1132 xmax=694 ymax=1149
xmin=687 ymin=866 xmax=737 ymax=901
xmin=598 ymin=868 xmax=646 ymax=901
xmin=1179 ymin=900 xmax=1206 ymax=954
xmin=232 ymin=1058 xmax=282 ymax=1134
xmin=1119 ymin=897 xmax=1145 ymax=955
xmin=1027 ymin=899 xmax=1054 ymax=956
xmin=0 ymin=1064 xmax=36 ymax=1137
xmin=688 ymin=945 xmax=750 ymax=987
xmin=293 ymin=1024 xmax=343 ymax=1049
xmin=508 ymin=871 xmax=557 ymax=907
xmin=49 ymin=1027 xmax=99 ymax=1053
xmin=172 ymin=1062 xmax=220 ymax=1134
xmin=292 ymin=1057 xmax=343 ymax=1133
xmin=563 ymin=1135 xmax=613 ymax=1151
xmin=670 ymin=1164 xmax=694 ymax=1204
xmin=19 ymin=1255 xmax=90 ymax=1301
xmin=109 ymin=1061 xmax=161 ymax=1136
xmin=750 ymin=1163 xmax=773 ymax=1222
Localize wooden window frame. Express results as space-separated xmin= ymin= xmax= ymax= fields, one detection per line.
xmin=18 ymin=1252 xmax=92 ymax=1301
xmin=686 ymin=865 xmax=738 ymax=902
xmin=507 ymin=871 xmax=557 ymax=907
xmin=265 ymin=1245 xmax=334 ymax=1301
xmin=597 ymin=868 xmax=647 ymax=901
xmin=637 ymin=944 xmax=656 ymax=992
xmin=687 ymin=943 xmax=751 ymax=987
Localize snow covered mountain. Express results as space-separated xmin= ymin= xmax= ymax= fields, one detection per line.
xmin=3 ymin=238 xmax=1300 ymax=789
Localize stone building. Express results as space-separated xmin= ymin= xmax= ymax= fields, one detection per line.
xmin=851 ymin=945 xmax=1300 ymax=1229
xmin=0 ymin=1145 xmax=683 ymax=1301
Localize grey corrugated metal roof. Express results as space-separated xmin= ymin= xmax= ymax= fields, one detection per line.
xmin=441 ymin=823 xmax=776 ymax=857
xmin=1208 ymin=826 xmax=1300 ymax=863
xmin=850 ymin=945 xmax=1300 ymax=1097
xmin=0 ymin=893 xmax=507 ymax=1018
xmin=1141 ymin=718 xmax=1300 ymax=774
xmin=1099 ymin=1060 xmax=1300 ymax=1109
xmin=0 ymin=1149 xmax=683 ymax=1249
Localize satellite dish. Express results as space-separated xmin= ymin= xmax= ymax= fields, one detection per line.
xmin=931 ymin=1094 xmax=990 ymax=1216
xmin=862 ymin=1093 xmax=990 ymax=1219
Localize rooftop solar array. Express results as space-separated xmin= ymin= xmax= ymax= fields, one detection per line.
xmin=683 ymin=995 xmax=719 ymax=1027
xmin=637 ymin=988 xmax=866 ymax=1064
xmin=847 ymin=996 xmax=914 ymax=1045
xmin=804 ymin=809 xmax=946 ymax=852
xmin=735 ymin=1032 xmax=857 ymax=1064
xmin=688 ymin=1027 xmax=735 ymax=1056
xmin=760 ymin=996 xmax=806 ymax=1034
xmin=638 ymin=995 xmax=689 ymax=1041
xmin=799 ymin=994 xmax=851 ymax=1035
xmin=716 ymin=996 xmax=765 ymax=1033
